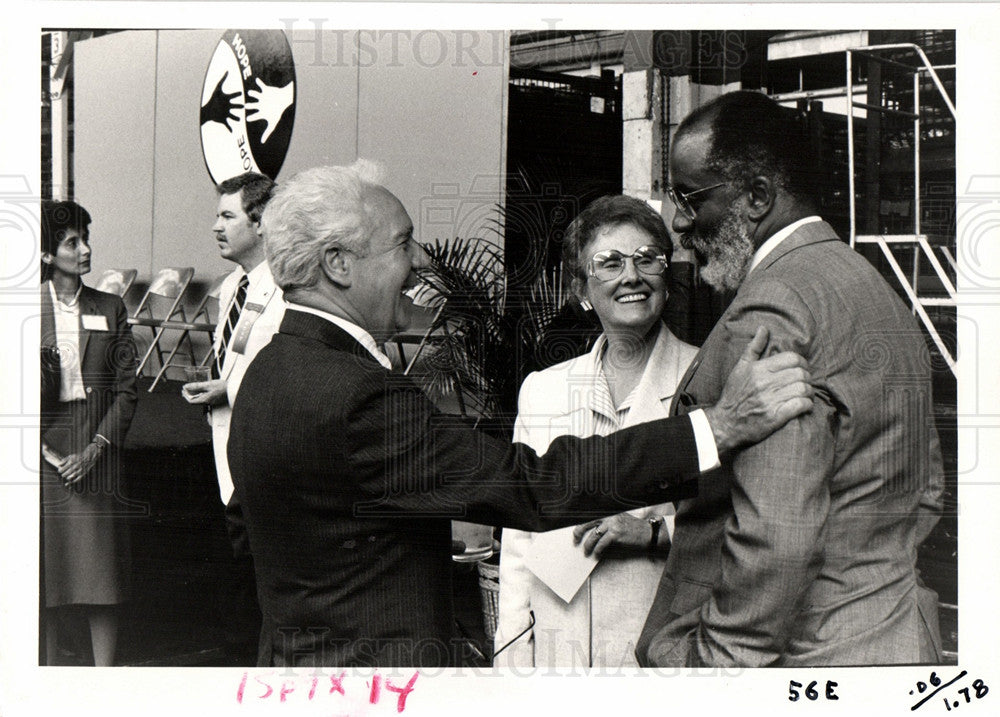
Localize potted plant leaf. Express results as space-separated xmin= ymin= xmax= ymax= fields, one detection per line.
xmin=411 ymin=227 xmax=587 ymax=438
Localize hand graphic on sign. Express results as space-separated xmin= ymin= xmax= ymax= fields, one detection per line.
xmin=200 ymin=71 xmax=244 ymax=133
xmin=245 ymin=77 xmax=294 ymax=144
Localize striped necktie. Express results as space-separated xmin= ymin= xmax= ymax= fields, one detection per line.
xmin=214 ymin=274 xmax=249 ymax=378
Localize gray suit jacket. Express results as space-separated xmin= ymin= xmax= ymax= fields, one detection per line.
xmin=636 ymin=220 xmax=945 ymax=667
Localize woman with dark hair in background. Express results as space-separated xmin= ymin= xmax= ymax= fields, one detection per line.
xmin=40 ymin=200 xmax=137 ymax=665
xmin=495 ymin=195 xmax=698 ymax=667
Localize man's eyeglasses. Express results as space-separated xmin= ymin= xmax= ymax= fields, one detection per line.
xmin=586 ymin=246 xmax=668 ymax=282
xmin=666 ymin=182 xmax=725 ymax=221
xmin=342 ymin=234 xmax=414 ymax=258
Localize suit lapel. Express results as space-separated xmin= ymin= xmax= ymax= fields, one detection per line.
xmin=669 ymin=221 xmax=841 ymax=417
xmin=40 ymin=285 xmax=61 ymax=398
xmin=747 ymin=220 xmax=841 ymax=280
xmin=219 ymin=271 xmax=277 ymax=382
xmin=279 ymin=309 xmax=384 ymax=366
xmin=40 ymin=284 xmax=57 ymax=349
xmin=625 ymin=325 xmax=682 ymax=427
xmin=41 ymin=282 xmax=100 ymax=359
xmin=668 ymin=355 xmax=702 ymax=416
xmin=77 ymin=286 xmax=100 ymax=364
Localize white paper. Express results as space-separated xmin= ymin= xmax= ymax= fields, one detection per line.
xmin=523 ymin=526 xmax=599 ymax=603
xmin=41 ymin=443 xmax=63 ymax=468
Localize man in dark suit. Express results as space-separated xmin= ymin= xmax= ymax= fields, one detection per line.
xmin=636 ymin=91 xmax=945 ymax=667
xmin=227 ymin=161 xmax=813 ymax=667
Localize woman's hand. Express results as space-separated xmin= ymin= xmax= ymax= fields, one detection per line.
xmin=572 ymin=513 xmax=652 ymax=558
xmin=57 ymin=443 xmax=102 ymax=487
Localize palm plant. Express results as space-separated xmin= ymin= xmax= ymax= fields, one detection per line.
xmin=411 ymin=230 xmax=570 ymax=438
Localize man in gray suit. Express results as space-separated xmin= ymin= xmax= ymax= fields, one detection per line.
xmin=635 ymin=91 xmax=945 ymax=667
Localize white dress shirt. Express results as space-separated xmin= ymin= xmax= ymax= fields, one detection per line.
xmin=48 ymin=281 xmax=87 ymax=402
xmin=286 ymin=303 xmax=393 ymax=370
xmin=748 ymin=216 xmax=823 ymax=275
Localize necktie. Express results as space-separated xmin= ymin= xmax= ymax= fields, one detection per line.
xmin=214 ymin=274 xmax=249 ymax=378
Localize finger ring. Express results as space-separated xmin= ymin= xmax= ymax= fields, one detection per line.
xmin=593 ymin=527 xmax=605 ymax=537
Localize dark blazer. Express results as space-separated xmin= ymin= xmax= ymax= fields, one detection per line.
xmin=40 ymin=284 xmax=138 ymax=453
xmin=636 ymin=220 xmax=944 ymax=667
xmin=227 ymin=309 xmax=704 ymax=667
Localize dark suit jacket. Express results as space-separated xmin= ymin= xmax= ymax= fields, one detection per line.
xmin=227 ymin=309 xmax=704 ymax=667
xmin=40 ymin=284 xmax=138 ymax=453
xmin=636 ymin=220 xmax=945 ymax=667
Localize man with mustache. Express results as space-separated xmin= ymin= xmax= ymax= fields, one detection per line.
xmin=181 ymin=172 xmax=286 ymax=664
xmin=636 ymin=91 xmax=945 ymax=667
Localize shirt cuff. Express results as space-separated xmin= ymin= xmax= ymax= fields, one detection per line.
xmin=93 ymin=433 xmax=112 ymax=449
xmin=688 ymin=409 xmax=720 ymax=472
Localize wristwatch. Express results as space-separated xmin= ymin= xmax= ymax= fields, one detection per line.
xmin=647 ymin=515 xmax=664 ymax=552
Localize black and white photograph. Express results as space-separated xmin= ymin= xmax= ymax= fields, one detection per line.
xmin=2 ymin=2 xmax=998 ymax=715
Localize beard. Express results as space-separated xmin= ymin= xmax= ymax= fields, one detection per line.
xmin=690 ymin=203 xmax=755 ymax=292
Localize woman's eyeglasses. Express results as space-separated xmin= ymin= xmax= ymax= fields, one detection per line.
xmin=586 ymin=246 xmax=668 ymax=282
xmin=666 ymin=182 xmax=725 ymax=220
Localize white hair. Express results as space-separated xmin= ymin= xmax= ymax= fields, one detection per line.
xmin=262 ymin=159 xmax=387 ymax=292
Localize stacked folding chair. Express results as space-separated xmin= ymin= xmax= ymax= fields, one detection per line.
xmin=94 ymin=268 xmax=138 ymax=299
xmin=147 ymin=273 xmax=229 ymax=391
xmin=129 ymin=267 xmax=195 ymax=383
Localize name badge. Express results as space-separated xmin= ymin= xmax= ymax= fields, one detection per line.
xmin=81 ymin=314 xmax=110 ymax=331
xmin=230 ymin=303 xmax=264 ymax=355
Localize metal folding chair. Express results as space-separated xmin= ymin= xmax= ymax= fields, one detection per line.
xmin=146 ymin=272 xmax=229 ymax=392
xmin=130 ymin=267 xmax=195 ymax=378
xmin=94 ymin=268 xmax=138 ymax=299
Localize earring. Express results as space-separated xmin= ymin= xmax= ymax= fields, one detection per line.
xmin=42 ymin=254 xmax=53 ymax=264
xmin=580 ymin=299 xmax=593 ymax=312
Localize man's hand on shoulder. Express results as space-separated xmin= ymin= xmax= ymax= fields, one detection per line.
xmin=704 ymin=326 xmax=812 ymax=454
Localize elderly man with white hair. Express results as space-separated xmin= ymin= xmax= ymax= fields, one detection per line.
xmin=226 ymin=160 xmax=813 ymax=668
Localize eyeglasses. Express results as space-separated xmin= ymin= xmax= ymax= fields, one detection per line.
xmin=666 ymin=182 xmax=725 ymax=220
xmin=342 ymin=234 xmax=414 ymax=258
xmin=586 ymin=246 xmax=668 ymax=282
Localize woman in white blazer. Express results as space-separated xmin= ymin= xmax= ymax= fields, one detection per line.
xmin=495 ymin=195 xmax=697 ymax=668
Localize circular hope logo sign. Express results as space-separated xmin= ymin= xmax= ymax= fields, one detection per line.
xmin=200 ymin=30 xmax=296 ymax=183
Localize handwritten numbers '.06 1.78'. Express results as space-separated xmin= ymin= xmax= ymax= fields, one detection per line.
xmin=908 ymin=670 xmax=989 ymax=712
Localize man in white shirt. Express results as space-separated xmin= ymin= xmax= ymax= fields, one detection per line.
xmin=225 ymin=160 xmax=812 ymax=667
xmin=636 ymin=90 xmax=944 ymax=667
xmin=181 ymin=172 xmax=285 ymax=664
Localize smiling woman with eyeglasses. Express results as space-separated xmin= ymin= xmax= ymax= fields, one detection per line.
xmin=494 ymin=194 xmax=699 ymax=668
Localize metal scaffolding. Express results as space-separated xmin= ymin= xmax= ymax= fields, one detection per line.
xmin=846 ymin=43 xmax=957 ymax=377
